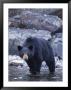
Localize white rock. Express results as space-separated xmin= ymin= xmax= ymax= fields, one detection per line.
xmin=18 ymin=77 xmax=23 ymax=79
xmin=14 ymin=78 xmax=17 ymax=80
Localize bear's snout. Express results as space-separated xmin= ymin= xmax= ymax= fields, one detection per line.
xmin=23 ymin=54 xmax=28 ymax=60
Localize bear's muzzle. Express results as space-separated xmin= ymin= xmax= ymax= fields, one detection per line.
xmin=23 ymin=54 xmax=28 ymax=60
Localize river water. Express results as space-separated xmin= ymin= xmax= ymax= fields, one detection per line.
xmin=9 ymin=65 xmax=62 ymax=81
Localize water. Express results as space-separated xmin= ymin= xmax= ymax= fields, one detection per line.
xmin=9 ymin=65 xmax=62 ymax=81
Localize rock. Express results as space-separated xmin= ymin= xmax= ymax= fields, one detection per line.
xmin=55 ymin=57 xmax=62 ymax=68
xmin=52 ymin=37 xmax=62 ymax=59
xmin=9 ymin=10 xmax=62 ymax=31
xmin=9 ymin=55 xmax=28 ymax=67
xmin=49 ymin=9 xmax=62 ymax=19
xmin=9 ymin=9 xmax=22 ymax=17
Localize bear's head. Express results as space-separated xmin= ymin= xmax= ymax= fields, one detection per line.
xmin=17 ymin=37 xmax=35 ymax=60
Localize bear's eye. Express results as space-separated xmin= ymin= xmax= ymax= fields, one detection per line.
xmin=28 ymin=45 xmax=33 ymax=50
xmin=18 ymin=46 xmax=22 ymax=51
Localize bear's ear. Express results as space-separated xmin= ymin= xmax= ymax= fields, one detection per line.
xmin=28 ymin=45 xmax=33 ymax=50
xmin=17 ymin=46 xmax=22 ymax=51
xmin=27 ymin=37 xmax=33 ymax=42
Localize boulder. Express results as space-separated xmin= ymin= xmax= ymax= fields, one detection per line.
xmin=9 ymin=10 xmax=62 ymax=32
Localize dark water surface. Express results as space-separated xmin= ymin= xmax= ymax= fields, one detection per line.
xmin=9 ymin=65 xmax=62 ymax=81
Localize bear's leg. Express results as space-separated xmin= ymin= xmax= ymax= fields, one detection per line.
xmin=29 ymin=60 xmax=41 ymax=75
xmin=46 ymin=58 xmax=55 ymax=74
xmin=35 ymin=61 xmax=42 ymax=74
xmin=26 ymin=60 xmax=36 ymax=75
xmin=26 ymin=59 xmax=42 ymax=75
